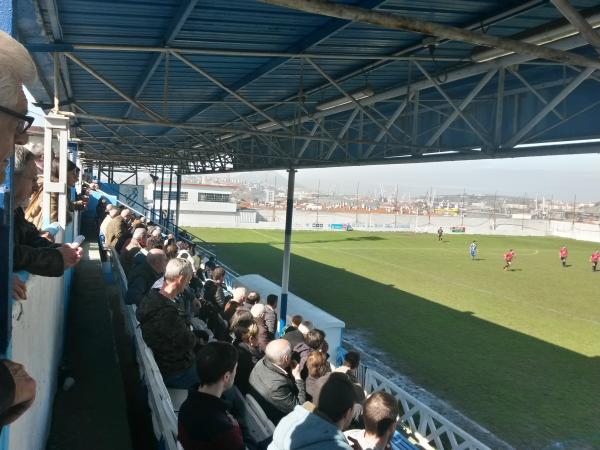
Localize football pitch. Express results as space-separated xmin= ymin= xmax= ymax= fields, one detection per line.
xmin=187 ymin=227 xmax=600 ymax=449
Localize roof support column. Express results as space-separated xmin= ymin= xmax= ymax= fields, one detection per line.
xmin=166 ymin=166 xmax=174 ymax=230
xmin=279 ymin=168 xmax=296 ymax=336
xmin=175 ymin=172 xmax=182 ymax=239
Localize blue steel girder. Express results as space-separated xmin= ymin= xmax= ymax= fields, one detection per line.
xmin=156 ymin=0 xmax=388 ymax=139
xmin=119 ymin=0 xmax=201 ymax=121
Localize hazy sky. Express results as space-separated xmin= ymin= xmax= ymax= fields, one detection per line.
xmin=27 ymin=92 xmax=599 ymax=202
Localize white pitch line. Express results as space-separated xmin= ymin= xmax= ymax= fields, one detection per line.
xmin=319 ymin=247 xmax=600 ymax=327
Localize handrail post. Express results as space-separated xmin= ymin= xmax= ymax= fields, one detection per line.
xmin=279 ymin=168 xmax=296 ymax=335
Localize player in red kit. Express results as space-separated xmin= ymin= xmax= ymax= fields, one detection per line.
xmin=559 ymin=246 xmax=568 ymax=267
xmin=590 ymin=251 xmax=600 ymax=271
xmin=503 ymin=249 xmax=516 ymax=271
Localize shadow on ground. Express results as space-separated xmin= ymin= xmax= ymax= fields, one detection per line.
xmin=214 ymin=242 xmax=600 ymax=450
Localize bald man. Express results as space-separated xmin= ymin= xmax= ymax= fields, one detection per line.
xmin=248 ymin=339 xmax=305 ymax=424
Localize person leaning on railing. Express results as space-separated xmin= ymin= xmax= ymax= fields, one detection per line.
xmin=0 ymin=30 xmax=38 ymax=432
xmin=12 ymin=147 xmax=82 ymax=276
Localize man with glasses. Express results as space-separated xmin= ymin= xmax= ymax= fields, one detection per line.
xmin=0 ymin=30 xmax=38 ymax=432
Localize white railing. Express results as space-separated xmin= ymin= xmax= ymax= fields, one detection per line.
xmin=110 ymin=249 xmax=181 ymax=450
xmin=364 ymin=369 xmax=491 ymax=450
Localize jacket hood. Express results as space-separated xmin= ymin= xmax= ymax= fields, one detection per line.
xmin=269 ymin=406 xmax=351 ymax=450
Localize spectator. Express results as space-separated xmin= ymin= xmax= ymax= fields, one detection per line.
xmin=246 ymin=291 xmax=260 ymax=306
xmin=283 ymin=314 xmax=302 ymax=335
xmin=305 ymin=351 xmax=331 ymax=402
xmin=25 ymin=158 xmax=83 ymax=228
xmin=203 ymin=266 xmax=228 ymax=310
xmin=264 ymin=294 xmax=278 ymax=338
xmin=231 ymin=318 xmax=263 ymax=395
xmin=224 ymin=287 xmax=247 ymax=322
xmin=136 ymin=258 xmax=198 ymax=388
xmin=344 ymin=391 xmax=399 ymax=450
xmin=105 ymin=208 xmax=131 ymax=251
xmin=268 ymin=372 xmax=356 ymax=450
xmin=12 ymin=147 xmax=82 ymax=276
xmin=178 ymin=341 xmax=244 ymax=450
xmin=336 ymin=351 xmax=366 ymax=405
xmin=125 ymin=249 xmax=166 ymax=306
xmin=337 ymin=351 xmax=361 ymax=384
xmin=203 ymin=255 xmax=216 ymax=280
xmin=284 ymin=319 xmax=313 ymax=350
xmin=250 ymin=303 xmax=271 ymax=352
xmin=248 ymin=339 xmax=305 ymax=424
xmin=0 ymin=360 xmax=36 ymax=431
xmin=132 ymin=234 xmax=163 ymax=267
xmin=165 ymin=243 xmax=178 ymax=260
xmin=100 ymin=205 xmax=118 ymax=244
xmin=292 ymin=329 xmax=326 ymax=380
xmin=120 ymin=227 xmax=147 ymax=274
xmin=0 ymin=29 xmax=38 ymax=429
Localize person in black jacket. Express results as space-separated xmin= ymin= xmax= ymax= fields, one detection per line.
xmin=125 ymin=249 xmax=166 ymax=305
xmin=248 ymin=339 xmax=306 ymax=425
xmin=136 ymin=258 xmax=198 ymax=388
xmin=231 ymin=318 xmax=264 ymax=395
xmin=13 ymin=147 xmax=81 ymax=276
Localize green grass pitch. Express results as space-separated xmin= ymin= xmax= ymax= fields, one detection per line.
xmin=187 ymin=227 xmax=600 ymax=449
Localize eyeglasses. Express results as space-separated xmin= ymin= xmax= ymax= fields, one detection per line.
xmin=0 ymin=105 xmax=34 ymax=134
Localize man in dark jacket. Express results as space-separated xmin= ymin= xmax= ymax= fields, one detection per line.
xmin=12 ymin=147 xmax=81 ymax=276
xmin=202 ymin=266 xmax=228 ymax=310
xmin=125 ymin=249 xmax=166 ymax=305
xmin=178 ymin=342 xmax=244 ymax=450
xmin=248 ymin=339 xmax=306 ymax=424
xmin=136 ymin=258 xmax=198 ymax=388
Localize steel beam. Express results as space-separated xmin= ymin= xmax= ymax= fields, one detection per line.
xmin=414 ymin=60 xmax=492 ymax=148
xmin=364 ymin=98 xmax=410 ymax=158
xmin=507 ymin=68 xmax=563 ymax=120
xmin=551 ymin=0 xmax=600 ymax=55
xmin=307 ymin=59 xmax=399 ymax=143
xmin=325 ymin=109 xmax=359 ymax=160
xmin=261 ymin=0 xmax=600 ymax=69
xmin=171 ymin=51 xmax=292 ymax=134
xmin=426 ymin=70 xmax=497 ymax=146
xmin=505 ymin=67 xmax=595 ymax=147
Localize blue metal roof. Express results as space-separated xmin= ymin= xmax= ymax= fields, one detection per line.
xmin=12 ymin=0 xmax=600 ymax=173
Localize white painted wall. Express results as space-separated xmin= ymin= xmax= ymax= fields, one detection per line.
xmin=234 ymin=275 xmax=345 ymax=363
xmin=9 ymin=274 xmax=66 ymax=450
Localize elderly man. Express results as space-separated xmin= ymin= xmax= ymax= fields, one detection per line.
xmin=0 ymin=30 xmax=38 ymax=431
xmin=223 ymin=286 xmax=247 ymax=322
xmin=125 ymin=248 xmax=166 ymax=306
xmin=105 ymin=208 xmax=131 ymax=251
xmin=120 ymin=227 xmax=147 ymax=275
xmin=99 ymin=205 xmax=117 ymax=243
xmin=12 ymin=147 xmax=81 ymax=276
xmin=136 ymin=258 xmax=198 ymax=388
xmin=248 ymin=339 xmax=305 ymax=424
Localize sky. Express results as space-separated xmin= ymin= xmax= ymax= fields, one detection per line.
xmin=27 ymin=92 xmax=599 ymax=203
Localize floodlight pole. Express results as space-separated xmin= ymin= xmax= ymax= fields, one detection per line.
xmin=279 ymin=168 xmax=296 ymax=336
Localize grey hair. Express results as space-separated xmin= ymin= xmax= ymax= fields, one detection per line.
xmin=13 ymin=146 xmax=36 ymax=176
xmin=132 ymin=228 xmax=147 ymax=241
xmin=164 ymin=257 xmax=193 ymax=282
xmin=108 ymin=208 xmax=119 ymax=217
xmin=265 ymin=340 xmax=292 ymax=366
xmin=0 ymin=31 xmax=37 ymax=109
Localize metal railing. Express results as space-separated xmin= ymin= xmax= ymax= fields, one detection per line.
xmin=363 ymin=368 xmax=491 ymax=450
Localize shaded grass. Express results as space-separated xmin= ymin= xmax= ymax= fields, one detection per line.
xmin=188 ymin=228 xmax=600 ymax=449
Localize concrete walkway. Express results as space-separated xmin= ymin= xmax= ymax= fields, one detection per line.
xmin=46 ymin=227 xmax=133 ymax=450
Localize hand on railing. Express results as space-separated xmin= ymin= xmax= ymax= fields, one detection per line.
xmin=12 ymin=275 xmax=27 ymax=300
